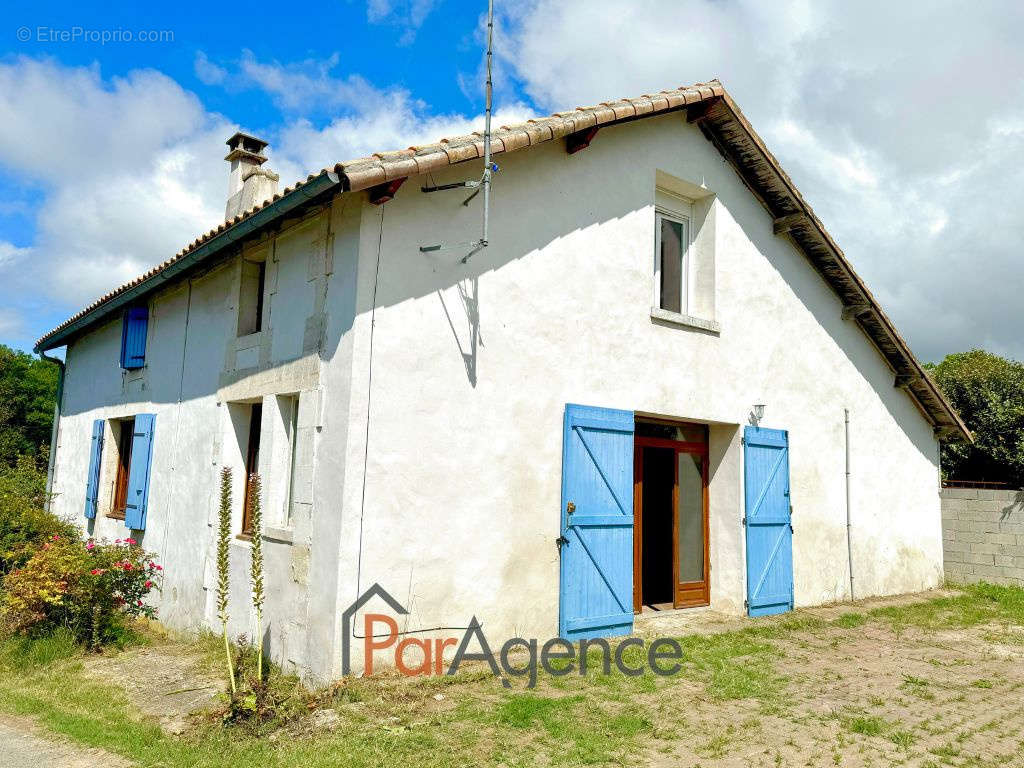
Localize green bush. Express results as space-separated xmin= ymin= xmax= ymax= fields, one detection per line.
xmin=0 ymin=535 xmax=162 ymax=646
xmin=0 ymin=344 xmax=58 ymax=467
xmin=0 ymin=455 xmax=78 ymax=575
xmin=928 ymin=349 xmax=1024 ymax=486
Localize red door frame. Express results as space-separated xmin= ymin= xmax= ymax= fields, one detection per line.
xmin=633 ymin=422 xmax=710 ymax=612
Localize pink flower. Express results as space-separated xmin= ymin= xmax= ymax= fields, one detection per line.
xmin=51 ymin=534 xmax=59 ymax=541
xmin=136 ymin=600 xmax=142 ymax=607
xmin=155 ymin=565 xmax=163 ymax=571
xmin=90 ymin=569 xmax=99 ymax=575
xmin=125 ymin=537 xmax=137 ymax=545
xmin=123 ymin=563 xmax=132 ymax=571
xmin=144 ymin=580 xmax=153 ymax=588
xmin=85 ymin=540 xmax=95 ymax=550
xmin=115 ymin=539 xmax=122 ymax=544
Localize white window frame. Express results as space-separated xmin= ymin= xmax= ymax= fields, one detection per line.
xmin=653 ymin=191 xmax=693 ymax=316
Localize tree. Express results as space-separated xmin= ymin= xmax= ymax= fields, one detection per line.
xmin=0 ymin=344 xmax=58 ymax=467
xmin=928 ymin=349 xmax=1024 ymax=487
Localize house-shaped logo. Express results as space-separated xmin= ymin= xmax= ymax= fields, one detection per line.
xmin=340 ymin=583 xmax=409 ymax=675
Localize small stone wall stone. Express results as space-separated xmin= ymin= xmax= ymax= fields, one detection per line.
xmin=941 ymin=488 xmax=1024 ymax=585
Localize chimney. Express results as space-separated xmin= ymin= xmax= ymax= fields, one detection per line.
xmin=224 ymin=132 xmax=279 ymax=220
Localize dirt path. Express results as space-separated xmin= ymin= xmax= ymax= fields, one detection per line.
xmin=641 ymin=592 xmax=1024 ymax=767
xmin=0 ymin=714 xmax=133 ymax=768
xmin=81 ymin=638 xmax=225 ymax=734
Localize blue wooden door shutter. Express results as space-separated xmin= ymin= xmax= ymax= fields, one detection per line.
xmin=124 ymin=413 xmax=156 ymax=530
xmin=120 ymin=306 xmax=148 ymax=370
xmin=559 ymin=403 xmax=634 ymax=640
xmin=84 ymin=419 xmax=105 ymax=519
xmin=744 ymin=426 xmax=794 ymax=616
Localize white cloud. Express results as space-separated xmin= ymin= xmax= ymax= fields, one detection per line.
xmin=365 ymin=0 xmax=439 ymax=44
xmin=193 ymin=51 xmax=227 ymax=86
xmin=0 ymin=58 xmax=230 ymax=335
xmin=194 ymin=50 xmax=533 ymax=179
xmin=274 ymin=96 xmax=531 ymax=180
xmin=0 ymin=306 xmax=21 ymax=338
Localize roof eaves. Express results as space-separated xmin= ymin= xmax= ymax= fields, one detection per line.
xmin=34 ymin=170 xmax=342 ymax=352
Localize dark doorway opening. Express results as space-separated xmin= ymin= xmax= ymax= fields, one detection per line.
xmin=633 ymin=419 xmax=710 ymax=612
xmin=640 ymin=446 xmax=674 ymax=609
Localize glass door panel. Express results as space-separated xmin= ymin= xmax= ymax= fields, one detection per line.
xmin=674 ymin=450 xmax=709 ymax=608
xmin=677 ymin=452 xmax=704 ymax=583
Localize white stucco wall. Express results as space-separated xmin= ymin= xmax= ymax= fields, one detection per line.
xmin=331 ymin=112 xmax=943 ymax=665
xmin=50 ymin=199 xmax=360 ymax=681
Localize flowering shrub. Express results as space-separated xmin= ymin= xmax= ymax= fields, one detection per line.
xmin=0 ymin=535 xmax=162 ymax=646
xmin=0 ymin=456 xmax=78 ymax=576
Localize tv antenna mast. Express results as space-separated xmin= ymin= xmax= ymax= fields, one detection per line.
xmin=419 ymin=0 xmax=496 ymax=264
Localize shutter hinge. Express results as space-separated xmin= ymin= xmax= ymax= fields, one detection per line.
xmin=741 ymin=437 xmax=746 ymax=446
xmin=744 ymin=599 xmax=749 ymax=609
xmin=742 ymin=516 xmax=747 ymax=526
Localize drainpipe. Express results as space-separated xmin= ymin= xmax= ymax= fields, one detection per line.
xmin=38 ymin=350 xmax=65 ymax=513
xmin=844 ymin=408 xmax=854 ymax=601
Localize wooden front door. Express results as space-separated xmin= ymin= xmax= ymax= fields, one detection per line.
xmin=633 ymin=420 xmax=710 ymax=611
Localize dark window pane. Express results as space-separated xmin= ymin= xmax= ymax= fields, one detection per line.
xmin=660 ymin=217 xmax=683 ymax=312
xmin=242 ymin=403 xmax=263 ymax=534
xmin=636 ymin=421 xmax=707 ymax=444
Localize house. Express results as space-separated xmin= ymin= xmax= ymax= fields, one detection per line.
xmin=35 ymin=80 xmax=970 ymax=682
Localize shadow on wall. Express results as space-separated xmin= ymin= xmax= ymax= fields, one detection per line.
xmin=340 ymin=117 xmax=937 ymax=464
xmin=1002 ymin=492 xmax=1024 ymax=521
xmin=437 ymin=277 xmax=482 ymax=387
xmin=62 ymin=114 xmax=936 ymax=473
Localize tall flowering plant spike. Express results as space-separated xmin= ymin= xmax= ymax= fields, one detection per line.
xmin=247 ymin=472 xmax=266 ymax=683
xmin=217 ymin=466 xmax=236 ymax=694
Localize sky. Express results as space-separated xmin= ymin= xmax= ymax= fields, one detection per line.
xmin=0 ymin=0 xmax=1022 ymax=362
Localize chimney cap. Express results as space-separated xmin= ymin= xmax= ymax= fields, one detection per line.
xmin=225 ymin=131 xmax=269 ymax=151
xmin=224 ymin=131 xmax=270 ymax=163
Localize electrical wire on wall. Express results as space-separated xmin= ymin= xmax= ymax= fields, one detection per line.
xmin=351 ymin=206 xmax=472 ymax=641
xmin=352 ymin=0 xmax=497 ymax=642
xmin=159 ymin=278 xmax=194 ymax=574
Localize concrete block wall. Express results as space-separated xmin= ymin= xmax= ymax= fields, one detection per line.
xmin=941 ymin=488 xmax=1024 ymax=585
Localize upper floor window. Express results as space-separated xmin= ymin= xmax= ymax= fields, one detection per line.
xmin=651 ymin=176 xmax=719 ymax=333
xmin=120 ymin=306 xmax=148 ymax=369
xmin=237 ymin=257 xmax=267 ymax=337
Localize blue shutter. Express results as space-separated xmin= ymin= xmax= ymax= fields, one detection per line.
xmin=120 ymin=307 xmax=148 ymax=370
xmin=559 ymin=403 xmax=635 ymax=640
xmin=124 ymin=414 xmax=156 ymax=530
xmin=84 ymin=419 xmax=105 ymax=519
xmin=744 ymin=426 xmax=794 ymax=616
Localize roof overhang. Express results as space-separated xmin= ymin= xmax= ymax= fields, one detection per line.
xmin=34 ymin=171 xmax=341 ymax=353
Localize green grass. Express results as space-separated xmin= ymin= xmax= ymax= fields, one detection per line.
xmin=868 ymin=582 xmax=1024 ymax=631
xmin=845 ymin=714 xmax=889 ymax=737
xmin=0 ymin=626 xmax=78 ymax=667
xmin=2 ymin=584 xmax=1023 ymax=767
xmin=832 ymin=612 xmax=867 ymax=628
xmin=889 ymin=729 xmax=917 ymax=749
